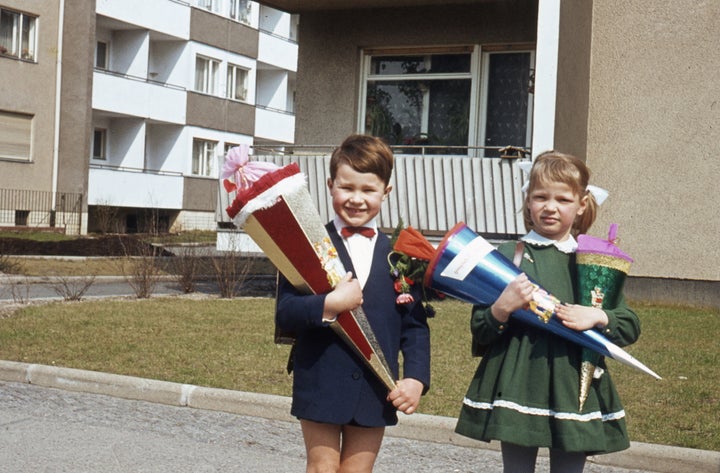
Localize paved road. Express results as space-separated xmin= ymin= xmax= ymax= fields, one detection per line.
xmin=1 ymin=380 xmax=665 ymax=473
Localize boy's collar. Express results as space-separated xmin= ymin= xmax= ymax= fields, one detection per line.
xmin=522 ymin=230 xmax=577 ymax=253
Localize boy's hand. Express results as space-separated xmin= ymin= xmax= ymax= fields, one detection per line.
xmin=555 ymin=304 xmax=608 ymax=331
xmin=322 ymin=272 xmax=363 ymax=320
xmin=491 ymin=273 xmax=535 ymax=323
xmin=387 ymin=378 xmax=424 ymax=415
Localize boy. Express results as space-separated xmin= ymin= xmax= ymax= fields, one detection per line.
xmin=276 ymin=134 xmax=431 ymax=472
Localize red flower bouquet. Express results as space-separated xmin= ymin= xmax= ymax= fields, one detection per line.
xmin=388 ymin=225 xmax=445 ymax=316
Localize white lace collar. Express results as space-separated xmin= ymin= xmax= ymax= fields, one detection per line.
xmin=521 ymin=231 xmax=577 ymax=254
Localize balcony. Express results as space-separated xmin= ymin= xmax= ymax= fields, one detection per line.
xmin=89 ymin=165 xmax=184 ymax=209
xmin=254 ymin=106 xmax=295 ymax=144
xmin=257 ymin=30 xmax=298 ymax=72
xmin=93 ymin=70 xmax=187 ymax=124
xmin=96 ymin=0 xmax=190 ymax=40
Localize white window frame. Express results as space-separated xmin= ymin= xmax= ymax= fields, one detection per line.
xmin=226 ymin=64 xmax=249 ymax=102
xmin=224 ymin=142 xmax=239 ymax=157
xmin=358 ymin=47 xmax=479 ymax=154
xmin=192 ymin=138 xmax=216 ymax=177
xmin=0 ymin=8 xmax=38 ymax=61
xmin=92 ymin=128 xmax=107 ymax=161
xmin=197 ymin=0 xmax=217 ymax=13
xmin=359 ymin=46 xmax=534 ymax=157
xmin=0 ymin=110 xmax=32 ymax=161
xmin=195 ymin=55 xmax=219 ymax=95
xmin=229 ymin=0 xmax=252 ymax=24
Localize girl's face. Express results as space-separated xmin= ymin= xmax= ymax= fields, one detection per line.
xmin=527 ymin=180 xmax=587 ymax=241
xmin=328 ymin=163 xmax=392 ymax=227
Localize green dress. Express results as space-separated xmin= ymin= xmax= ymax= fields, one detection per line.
xmin=454 ymin=237 xmax=641 ymax=455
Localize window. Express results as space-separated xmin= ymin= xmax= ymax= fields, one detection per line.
xmin=92 ymin=128 xmax=106 ymax=160
xmin=15 ymin=210 xmax=29 ymax=226
xmin=195 ymin=55 xmax=219 ymax=94
xmin=481 ymin=51 xmax=533 ymax=157
xmin=361 ymin=48 xmax=533 ymax=156
xmin=95 ymin=41 xmax=108 ymax=69
xmin=197 ymin=0 xmax=216 ymax=12
xmin=229 ymin=0 xmax=251 ymax=24
xmin=226 ymin=64 xmax=248 ymax=101
xmin=224 ymin=142 xmax=239 ymax=156
xmin=0 ymin=8 xmax=37 ymax=61
xmin=362 ymin=51 xmax=472 ymax=154
xmin=192 ymin=139 xmax=216 ymax=176
xmin=0 ymin=111 xmax=32 ymax=160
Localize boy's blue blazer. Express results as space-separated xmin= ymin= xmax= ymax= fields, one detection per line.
xmin=276 ymin=222 xmax=431 ymax=427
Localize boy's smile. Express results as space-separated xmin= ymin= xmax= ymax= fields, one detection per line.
xmin=328 ymin=164 xmax=392 ymax=228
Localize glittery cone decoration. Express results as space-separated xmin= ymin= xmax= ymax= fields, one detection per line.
xmin=576 ymin=224 xmax=633 ymax=411
xmin=425 ymin=222 xmax=661 ymax=381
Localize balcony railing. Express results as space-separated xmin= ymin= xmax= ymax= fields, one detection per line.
xmin=218 ymin=146 xmax=530 ymax=239
xmin=0 ymin=189 xmax=83 ymax=235
xmin=93 ymin=69 xmax=187 ymax=124
xmin=89 ymin=164 xmax=184 ymax=209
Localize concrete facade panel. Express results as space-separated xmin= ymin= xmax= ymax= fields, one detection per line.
xmin=189 ymin=8 xmax=258 ymax=59
xmin=186 ymin=93 xmax=255 ymax=135
xmin=56 ymin=0 xmax=94 ymax=200
xmin=583 ymin=0 xmax=720 ymax=281
xmin=0 ymin=0 xmax=61 ymax=193
xmin=294 ymin=1 xmax=537 ymax=145
xmin=182 ymin=176 xmax=218 ymax=212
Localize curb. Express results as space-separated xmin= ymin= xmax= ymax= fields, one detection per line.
xmin=1 ymin=360 xmax=717 ymax=472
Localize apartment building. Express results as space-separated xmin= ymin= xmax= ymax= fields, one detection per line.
xmin=253 ymin=0 xmax=719 ymax=308
xmin=0 ymin=0 xmax=297 ymax=234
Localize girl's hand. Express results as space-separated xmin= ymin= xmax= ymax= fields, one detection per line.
xmin=387 ymin=378 xmax=424 ymax=415
xmin=491 ymin=273 xmax=535 ymax=323
xmin=555 ymin=303 xmax=608 ymax=331
xmin=322 ymin=272 xmax=363 ymax=320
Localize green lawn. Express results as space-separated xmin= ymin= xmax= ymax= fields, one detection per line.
xmin=0 ymin=297 xmax=717 ymax=451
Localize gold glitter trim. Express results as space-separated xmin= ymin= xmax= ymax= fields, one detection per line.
xmin=577 ymin=254 xmax=631 ymax=273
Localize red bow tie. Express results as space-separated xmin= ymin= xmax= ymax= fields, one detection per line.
xmin=341 ymin=226 xmax=376 ymax=238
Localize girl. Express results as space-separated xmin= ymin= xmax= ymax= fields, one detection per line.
xmin=454 ymin=151 xmax=641 ymax=473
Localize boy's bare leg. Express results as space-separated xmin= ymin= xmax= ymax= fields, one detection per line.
xmin=300 ymin=420 xmax=384 ymax=473
xmin=339 ymin=424 xmax=384 ymax=473
xmin=301 ymin=420 xmax=342 ymax=473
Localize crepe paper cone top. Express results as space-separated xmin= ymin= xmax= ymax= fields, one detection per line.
xmin=577 ymin=224 xmax=633 ymax=273
xmin=225 ymin=162 xmax=306 ymax=226
xmin=394 ymin=226 xmax=435 ymax=261
xmin=221 ymin=145 xmax=281 ymax=193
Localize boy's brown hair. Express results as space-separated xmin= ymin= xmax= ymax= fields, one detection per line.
xmin=329 ymin=134 xmax=394 ymax=186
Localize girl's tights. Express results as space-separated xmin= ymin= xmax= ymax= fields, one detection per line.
xmin=501 ymin=442 xmax=586 ymax=473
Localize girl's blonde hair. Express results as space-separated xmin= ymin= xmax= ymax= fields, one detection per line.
xmin=522 ymin=150 xmax=598 ymax=236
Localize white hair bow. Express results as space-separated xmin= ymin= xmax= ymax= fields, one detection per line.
xmin=517 ymin=160 xmax=609 ymax=205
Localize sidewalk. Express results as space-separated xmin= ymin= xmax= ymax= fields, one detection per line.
xmin=1 ymin=360 xmax=717 ymax=472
